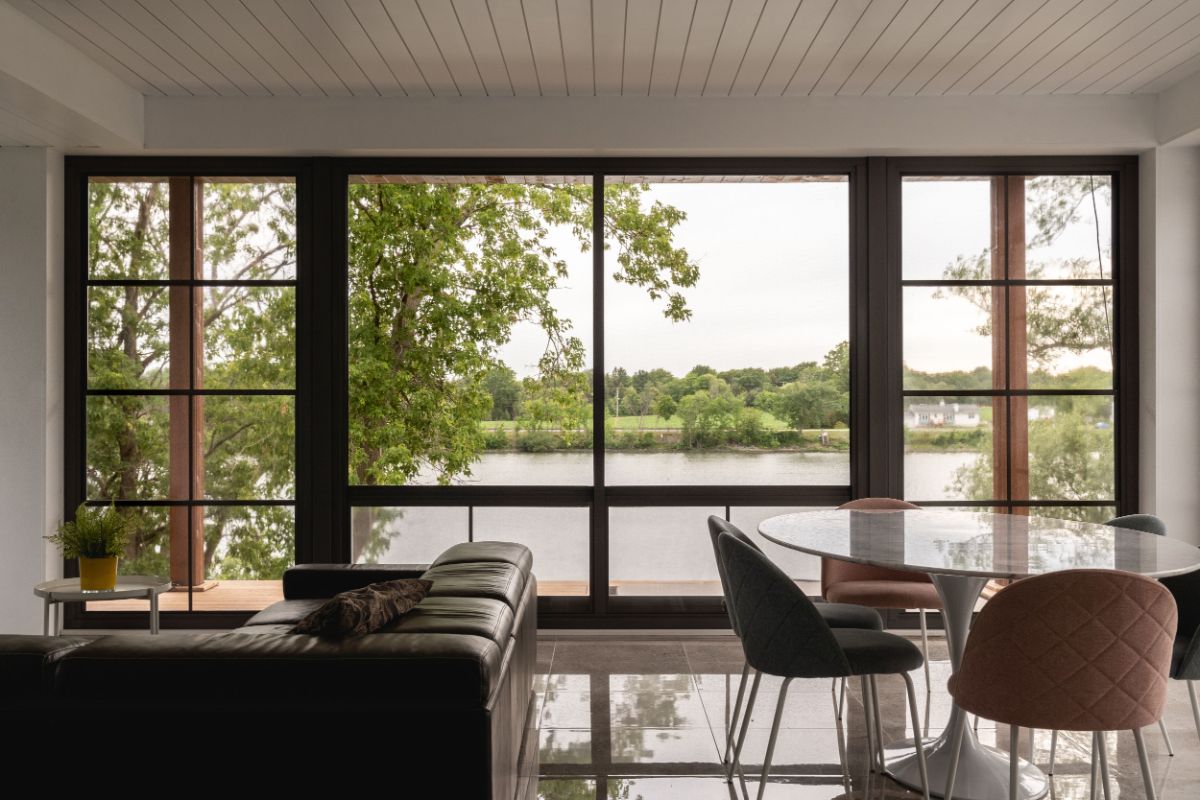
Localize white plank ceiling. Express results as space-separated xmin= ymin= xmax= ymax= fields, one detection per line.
xmin=8 ymin=0 xmax=1200 ymax=98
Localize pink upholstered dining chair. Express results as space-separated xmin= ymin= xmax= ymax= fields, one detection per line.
xmin=944 ymin=569 xmax=1178 ymax=800
xmin=827 ymin=499 xmax=939 ymax=713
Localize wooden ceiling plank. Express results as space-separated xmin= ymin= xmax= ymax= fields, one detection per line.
xmin=522 ymin=0 xmax=568 ymax=95
xmin=1133 ymin=42 xmax=1200 ymax=92
xmin=278 ymin=0 xmax=381 ymax=95
xmin=378 ymin=0 xmax=462 ymax=95
xmin=452 ymin=0 xmax=517 ymax=96
xmin=557 ymin=0 xmax=595 ymax=95
xmin=702 ymin=0 xmax=767 ymax=95
xmin=622 ymin=0 xmax=663 ymax=95
xmin=836 ymin=0 xmax=941 ymax=96
xmin=968 ymin=0 xmax=1122 ymax=94
xmin=486 ymin=0 xmax=542 ymax=95
xmin=234 ymin=0 xmax=351 ymax=95
xmin=863 ymin=0 xmax=978 ymax=96
xmin=729 ymin=0 xmax=802 ymax=96
xmin=784 ymin=0 xmax=872 ymax=96
xmin=811 ymin=0 xmax=909 ymax=96
xmin=130 ymin=0 xmax=272 ymax=96
xmin=1051 ymin=0 xmax=1200 ymax=93
xmin=98 ymin=0 xmax=242 ymax=95
xmin=673 ymin=0 xmax=729 ymax=95
xmin=947 ymin=0 xmax=1083 ymax=95
xmin=345 ymin=0 xmax=433 ymax=96
xmin=1091 ymin=13 xmax=1200 ymax=92
xmin=415 ymin=0 xmax=489 ymax=95
xmin=1113 ymin=31 xmax=1200 ymax=91
xmin=591 ymin=0 xmax=626 ymax=95
xmin=648 ymin=0 xmax=695 ymax=95
xmin=316 ymin=0 xmax=408 ymax=96
xmin=916 ymin=0 xmax=1051 ymax=96
xmin=16 ymin=0 xmax=181 ymax=94
xmin=889 ymin=0 xmax=1017 ymax=96
xmin=181 ymin=0 xmax=316 ymax=96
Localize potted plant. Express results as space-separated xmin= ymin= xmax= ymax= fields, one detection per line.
xmin=48 ymin=503 xmax=130 ymax=591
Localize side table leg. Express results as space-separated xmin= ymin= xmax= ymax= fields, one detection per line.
xmin=150 ymin=591 xmax=159 ymax=634
xmin=43 ymin=597 xmax=50 ymax=636
xmin=54 ymin=602 xmax=61 ymax=636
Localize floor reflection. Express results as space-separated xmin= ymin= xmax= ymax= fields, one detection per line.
xmin=534 ymin=636 xmax=1199 ymax=800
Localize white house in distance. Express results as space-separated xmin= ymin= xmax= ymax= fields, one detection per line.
xmin=905 ymin=401 xmax=980 ymax=429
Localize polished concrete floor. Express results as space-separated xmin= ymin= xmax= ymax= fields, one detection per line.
xmin=533 ymin=635 xmax=1200 ymax=800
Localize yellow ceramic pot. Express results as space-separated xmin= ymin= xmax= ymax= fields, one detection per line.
xmin=79 ymin=557 xmax=118 ymax=591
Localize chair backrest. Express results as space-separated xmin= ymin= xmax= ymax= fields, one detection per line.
xmin=950 ymin=569 xmax=1177 ymax=731
xmin=1106 ymin=514 xmax=1167 ymax=536
xmin=706 ymin=516 xmax=762 ymax=636
xmin=717 ymin=532 xmax=851 ymax=678
xmin=822 ymin=498 xmax=930 ymax=596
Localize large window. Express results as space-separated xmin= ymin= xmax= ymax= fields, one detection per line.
xmin=65 ymin=157 xmax=1136 ymax=628
xmin=73 ymin=174 xmax=298 ymax=616
xmin=900 ymin=173 xmax=1122 ymax=522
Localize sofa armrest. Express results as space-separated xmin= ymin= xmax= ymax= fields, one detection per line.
xmin=283 ymin=563 xmax=430 ymax=599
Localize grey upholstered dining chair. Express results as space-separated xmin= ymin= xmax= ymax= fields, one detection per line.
xmin=706 ymin=516 xmax=882 ymax=779
xmin=717 ymin=532 xmax=931 ymax=800
xmin=1046 ymin=513 xmax=1176 ymax=772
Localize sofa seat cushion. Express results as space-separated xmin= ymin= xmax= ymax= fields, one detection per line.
xmin=379 ymin=597 xmax=514 ymax=643
xmin=423 ymin=561 xmax=526 ymax=611
xmin=431 ymin=541 xmax=533 ymax=576
xmin=0 ymin=635 xmax=92 ymax=698
xmin=243 ymin=598 xmax=327 ymax=627
xmin=55 ymin=631 xmax=506 ymax=708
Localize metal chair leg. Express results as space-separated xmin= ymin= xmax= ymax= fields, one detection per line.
xmin=724 ymin=662 xmax=750 ymax=766
xmin=870 ymin=675 xmax=886 ymax=771
xmin=903 ymin=672 xmax=931 ymax=800
xmin=1133 ymin=727 xmax=1158 ymax=800
xmin=1096 ymin=731 xmax=1111 ymax=800
xmin=1189 ymin=681 xmax=1200 ymax=742
xmin=756 ymin=677 xmax=792 ymax=800
xmin=838 ymin=676 xmax=847 ymax=720
xmin=1158 ymin=718 xmax=1175 ymax=756
xmin=730 ymin=669 xmax=761 ymax=782
xmin=861 ymin=676 xmax=878 ymax=772
xmin=944 ymin=710 xmax=968 ymax=800
xmin=1048 ymin=729 xmax=1058 ymax=775
xmin=1009 ymin=726 xmax=1020 ymax=800
xmin=1089 ymin=732 xmax=1098 ymax=800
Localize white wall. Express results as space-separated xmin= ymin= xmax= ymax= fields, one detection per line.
xmin=1139 ymin=146 xmax=1200 ymax=545
xmin=0 ymin=147 xmax=62 ymax=633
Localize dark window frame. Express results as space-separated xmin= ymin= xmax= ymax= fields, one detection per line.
xmin=62 ymin=155 xmax=1138 ymax=630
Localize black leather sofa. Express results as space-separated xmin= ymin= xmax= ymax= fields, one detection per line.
xmin=0 ymin=541 xmax=538 ymax=799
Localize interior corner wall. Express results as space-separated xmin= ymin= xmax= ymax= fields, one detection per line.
xmin=0 ymin=147 xmax=63 ymax=633
xmin=1139 ymin=145 xmax=1200 ymax=545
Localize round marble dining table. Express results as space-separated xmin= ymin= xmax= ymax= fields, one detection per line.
xmin=758 ymin=508 xmax=1200 ymax=800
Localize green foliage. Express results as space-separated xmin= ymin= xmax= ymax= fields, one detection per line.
xmin=653 ymin=394 xmax=677 ymax=420
xmin=49 ymin=503 xmax=131 ymax=559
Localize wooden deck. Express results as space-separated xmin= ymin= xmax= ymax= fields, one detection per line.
xmin=85 ymin=578 xmax=827 ymax=612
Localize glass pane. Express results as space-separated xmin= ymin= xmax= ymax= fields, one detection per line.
xmin=1017 ymin=506 xmax=1117 ymax=525
xmin=729 ymin=507 xmax=830 ymax=584
xmin=1025 ymin=175 xmax=1112 ymax=281
xmin=351 ymin=506 xmax=468 ymax=565
xmin=87 ymin=179 xmax=170 ymax=280
xmin=87 ymin=285 xmax=170 ymax=390
xmin=203 ymin=285 xmax=296 ymax=389
xmin=347 ymin=176 xmax=592 ymax=487
xmin=1024 ymin=286 xmax=1113 ymax=389
xmin=902 ymin=177 xmax=992 ymax=280
xmin=904 ymin=396 xmax=1000 ymax=502
xmin=199 ymin=505 xmax=293 ymax=610
xmin=1026 ymin=400 xmax=1114 ymax=502
xmin=473 ymin=507 xmax=589 ymax=596
xmin=200 ymin=396 xmax=295 ymax=500
xmin=200 ymin=179 xmax=297 ymax=281
xmin=86 ymin=395 xmax=170 ymax=500
xmin=604 ymin=178 xmax=850 ymax=485
xmin=904 ymin=287 xmax=998 ymax=389
xmin=608 ymin=507 xmax=723 ymax=596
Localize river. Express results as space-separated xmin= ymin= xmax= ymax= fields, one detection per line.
xmin=371 ymin=451 xmax=979 ymax=587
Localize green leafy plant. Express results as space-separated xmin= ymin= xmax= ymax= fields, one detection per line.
xmin=48 ymin=503 xmax=130 ymax=559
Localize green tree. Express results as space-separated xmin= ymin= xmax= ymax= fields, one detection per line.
xmin=653 ymin=394 xmax=677 ymax=421
xmin=482 ymin=365 xmax=522 ymax=420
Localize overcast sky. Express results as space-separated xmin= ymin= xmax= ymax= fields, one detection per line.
xmin=497 ymin=179 xmax=1112 ymax=379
